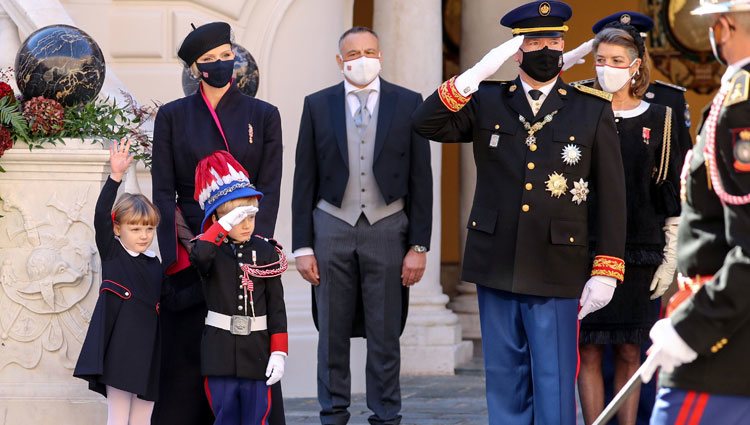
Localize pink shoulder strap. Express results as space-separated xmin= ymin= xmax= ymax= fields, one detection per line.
xmin=199 ymin=83 xmax=230 ymax=151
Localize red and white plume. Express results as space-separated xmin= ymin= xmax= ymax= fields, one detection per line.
xmin=194 ymin=150 xmax=251 ymax=209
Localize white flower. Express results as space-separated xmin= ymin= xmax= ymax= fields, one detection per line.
xmin=561 ymin=144 xmax=582 ymax=166
xmin=571 ymin=179 xmax=590 ymax=205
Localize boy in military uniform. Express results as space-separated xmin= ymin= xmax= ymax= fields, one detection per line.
xmin=412 ymin=1 xmax=626 ymax=424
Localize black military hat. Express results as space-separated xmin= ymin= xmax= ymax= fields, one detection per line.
xmin=177 ymin=22 xmax=232 ymax=65
xmin=592 ymin=11 xmax=654 ymax=34
xmin=500 ymin=1 xmax=572 ymax=38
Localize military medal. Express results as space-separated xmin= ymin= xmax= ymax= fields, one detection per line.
xmin=248 ymin=124 xmax=254 ymax=144
xmin=545 ymin=172 xmax=568 ymax=198
xmin=489 ymin=133 xmax=500 ymax=148
xmin=642 ymin=127 xmax=651 ymax=145
xmin=570 ymin=178 xmax=589 ymax=204
xmin=561 ymin=144 xmax=582 ymax=166
xmin=518 ymin=111 xmax=558 ymax=147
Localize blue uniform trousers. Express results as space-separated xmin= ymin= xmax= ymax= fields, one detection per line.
xmin=476 ymin=285 xmax=579 ymax=425
xmin=650 ymin=387 xmax=750 ymax=425
xmin=205 ymin=376 xmax=271 ymax=425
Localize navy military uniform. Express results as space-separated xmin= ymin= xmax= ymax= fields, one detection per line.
xmin=412 ymin=2 xmax=626 ymax=423
xmin=74 ymin=177 xmax=163 ymax=401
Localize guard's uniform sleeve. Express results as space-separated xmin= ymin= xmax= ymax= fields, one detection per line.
xmin=255 ymin=106 xmax=282 ymax=238
xmin=189 ymin=222 xmax=224 ymax=277
xmin=291 ymin=96 xmax=319 ymax=251
xmin=407 ymin=93 xmax=433 ymax=248
xmin=264 ymin=248 xmax=288 ymax=354
xmin=590 ymin=105 xmax=627 ymax=281
xmin=411 ymin=77 xmax=477 ymax=143
xmin=94 ymin=177 xmax=120 ymax=259
xmin=672 ymin=99 xmax=750 ymax=356
xmin=151 ymin=106 xmax=178 ymax=270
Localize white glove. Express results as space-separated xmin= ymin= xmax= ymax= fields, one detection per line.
xmin=561 ymin=39 xmax=594 ymax=72
xmin=265 ymin=351 xmax=286 ymax=386
xmin=650 ymin=217 xmax=680 ymax=300
xmin=217 ymin=205 xmax=258 ymax=231
xmin=454 ymin=35 xmax=525 ymax=96
xmin=578 ymin=276 xmax=617 ymax=320
xmin=640 ymin=318 xmax=698 ymax=383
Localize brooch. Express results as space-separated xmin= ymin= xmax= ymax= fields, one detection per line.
xmin=561 ymin=144 xmax=582 ymax=166
xmin=545 ymin=172 xmax=568 ymax=198
xmin=248 ymin=124 xmax=254 ymax=144
xmin=570 ymin=178 xmax=590 ymax=205
xmin=642 ymin=127 xmax=651 ymax=145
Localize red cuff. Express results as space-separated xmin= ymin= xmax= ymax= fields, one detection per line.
xmin=199 ymin=222 xmax=227 ymax=246
xmin=591 ymin=255 xmax=625 ymax=282
xmin=270 ymin=332 xmax=288 ymax=354
xmin=437 ymin=76 xmax=471 ymax=112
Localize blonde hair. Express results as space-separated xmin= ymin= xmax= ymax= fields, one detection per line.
xmin=112 ymin=194 xmax=161 ymax=226
xmin=593 ymin=27 xmax=651 ymax=99
xmin=215 ymin=196 xmax=259 ymax=217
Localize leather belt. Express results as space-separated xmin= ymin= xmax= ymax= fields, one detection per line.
xmin=205 ymin=311 xmax=267 ymax=335
xmin=666 ymin=273 xmax=714 ymax=317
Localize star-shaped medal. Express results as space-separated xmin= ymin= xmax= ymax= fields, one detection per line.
xmin=545 ymin=172 xmax=568 ymax=198
xmin=571 ymin=178 xmax=590 ymax=205
xmin=561 ymin=144 xmax=582 ymax=166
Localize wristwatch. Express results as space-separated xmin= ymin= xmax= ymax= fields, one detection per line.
xmin=411 ymin=245 xmax=428 ymax=253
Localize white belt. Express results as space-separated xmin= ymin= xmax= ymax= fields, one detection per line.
xmin=205 ymin=311 xmax=267 ymax=335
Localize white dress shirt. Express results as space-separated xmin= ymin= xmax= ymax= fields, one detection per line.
xmin=520 ymin=78 xmax=557 ymax=115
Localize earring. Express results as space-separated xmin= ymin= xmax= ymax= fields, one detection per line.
xmin=631 ymin=77 xmax=636 ymax=85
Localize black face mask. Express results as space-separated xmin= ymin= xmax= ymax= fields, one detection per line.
xmin=196 ymin=58 xmax=235 ymax=88
xmin=519 ymin=47 xmax=563 ymax=83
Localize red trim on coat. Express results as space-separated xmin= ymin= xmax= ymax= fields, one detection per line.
xmin=261 ymin=386 xmax=272 ymax=425
xmin=270 ymin=333 xmax=288 ymax=354
xmin=688 ymin=393 xmax=709 ymax=425
xmin=100 ymin=280 xmax=132 ymax=300
xmin=675 ymin=391 xmax=697 ymax=425
xmin=199 ymin=222 xmax=226 ymax=246
xmin=203 ymin=377 xmax=214 ymax=413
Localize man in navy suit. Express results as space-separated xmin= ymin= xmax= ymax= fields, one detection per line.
xmin=292 ymin=26 xmax=432 ymax=425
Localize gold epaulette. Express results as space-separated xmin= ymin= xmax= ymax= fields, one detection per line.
xmin=570 ymin=78 xmax=595 ymax=86
xmin=570 ymin=83 xmax=613 ymax=102
xmin=654 ymin=79 xmax=687 ymax=92
xmin=724 ymin=70 xmax=750 ymax=108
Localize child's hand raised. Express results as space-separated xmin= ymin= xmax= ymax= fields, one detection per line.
xmin=109 ymin=138 xmax=134 ymax=182
xmin=217 ymin=205 xmax=258 ymax=231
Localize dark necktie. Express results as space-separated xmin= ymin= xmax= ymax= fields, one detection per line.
xmin=528 ymin=89 xmax=543 ymax=100
xmin=528 ymin=89 xmax=543 ymax=115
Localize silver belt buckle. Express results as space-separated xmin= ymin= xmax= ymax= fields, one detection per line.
xmin=230 ymin=315 xmax=251 ymax=335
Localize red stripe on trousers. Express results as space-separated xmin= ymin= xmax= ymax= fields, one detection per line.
xmin=261 ymin=386 xmax=272 ymax=425
xmin=688 ymin=393 xmax=710 ymax=425
xmin=675 ymin=391 xmax=697 ymax=425
xmin=203 ymin=377 xmax=214 ymax=413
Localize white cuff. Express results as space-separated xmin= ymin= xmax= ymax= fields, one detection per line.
xmin=665 ymin=216 xmax=681 ymax=226
xmin=293 ymin=247 xmax=315 ymax=258
xmin=271 ymin=351 xmax=288 ymax=357
xmin=454 ymin=70 xmax=479 ymax=97
xmin=592 ymin=275 xmax=617 ymax=288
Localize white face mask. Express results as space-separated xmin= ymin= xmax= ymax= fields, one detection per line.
xmin=341 ymin=56 xmax=381 ymax=86
xmin=596 ymin=58 xmax=638 ymax=93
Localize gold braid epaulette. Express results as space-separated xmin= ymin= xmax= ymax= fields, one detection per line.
xmin=591 ymin=255 xmax=625 ymax=282
xmin=438 ymin=76 xmax=471 ymax=112
xmin=570 ymin=83 xmax=613 ymax=102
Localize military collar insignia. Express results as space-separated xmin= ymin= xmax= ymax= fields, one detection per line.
xmin=561 ymin=144 xmax=582 ymax=165
xmin=571 ymin=178 xmax=589 ymax=204
xmin=545 ymin=172 xmax=568 ymax=198
xmin=571 ymin=83 xmax=613 ymax=102
xmin=558 ymin=88 xmax=567 ymax=96
xmin=509 ymin=84 xmax=518 ymax=93
xmin=620 ymin=14 xmax=631 ymax=25
xmin=724 ymin=71 xmax=750 ymax=108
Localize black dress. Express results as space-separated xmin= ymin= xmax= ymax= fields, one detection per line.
xmin=74 ymin=177 xmax=163 ymax=400
xmin=581 ymin=101 xmax=682 ymax=345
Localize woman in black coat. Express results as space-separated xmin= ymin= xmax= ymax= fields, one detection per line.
xmin=150 ymin=22 xmax=283 ymax=425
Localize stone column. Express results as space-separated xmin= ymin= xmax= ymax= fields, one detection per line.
xmin=374 ymin=0 xmax=472 ymax=375
xmin=449 ymin=0 xmax=525 ymax=348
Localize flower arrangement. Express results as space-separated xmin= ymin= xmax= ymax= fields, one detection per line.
xmin=0 ymin=67 xmax=158 ymax=169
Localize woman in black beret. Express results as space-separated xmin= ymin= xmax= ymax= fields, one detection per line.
xmin=150 ymin=21 xmax=284 ymax=425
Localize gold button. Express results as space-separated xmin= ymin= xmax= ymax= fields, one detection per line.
xmin=525 ymin=183 xmax=533 ymax=190
xmin=569 ymin=237 xmax=575 ymax=243
xmin=522 ymin=204 xmax=530 ymax=212
xmin=569 ymin=136 xmax=575 ymax=141
xmin=721 ymin=338 xmax=728 ymax=344
xmin=527 ymin=162 xmax=535 ymax=170
xmin=529 ymin=144 xmax=537 ymax=152
xmin=711 ymin=346 xmax=719 ymax=353
xmin=494 ymin=124 xmax=500 ymax=130
xmin=472 ymin=221 xmax=477 ymax=227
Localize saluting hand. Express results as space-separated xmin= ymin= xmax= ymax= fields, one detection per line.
xmin=401 ymin=250 xmax=426 ymax=287
xmin=561 ymin=39 xmax=594 ymax=72
xmin=109 ymin=138 xmax=134 ymax=182
xmin=455 ymin=35 xmax=525 ymax=96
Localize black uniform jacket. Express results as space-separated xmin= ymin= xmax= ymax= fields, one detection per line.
xmin=152 ymin=83 xmax=282 ymax=272
xmin=191 ymin=228 xmax=287 ymax=380
xmin=412 ymin=77 xmax=626 ymax=298
xmin=292 ymin=79 xmax=433 ymax=337
xmin=662 ymin=66 xmax=750 ymax=396
xmin=74 ymin=177 xmax=163 ymax=400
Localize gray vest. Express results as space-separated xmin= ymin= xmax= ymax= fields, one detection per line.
xmin=317 ymin=95 xmax=404 ymax=226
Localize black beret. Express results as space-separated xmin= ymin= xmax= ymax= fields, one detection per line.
xmin=177 ymin=22 xmax=232 ymax=65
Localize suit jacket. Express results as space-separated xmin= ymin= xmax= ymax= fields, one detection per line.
xmin=152 ymin=84 xmax=282 ymax=272
xmin=292 ymin=78 xmax=432 ymax=336
xmin=662 ymin=65 xmax=750 ymax=396
xmin=412 ymin=77 xmax=626 ymax=299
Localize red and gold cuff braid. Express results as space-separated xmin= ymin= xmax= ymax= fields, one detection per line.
xmin=591 ymin=255 xmax=625 ymax=282
xmin=438 ymin=76 xmax=471 ymax=112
